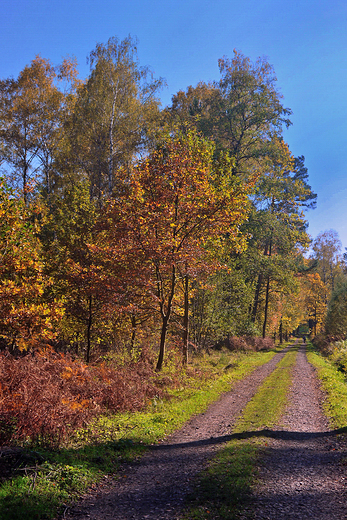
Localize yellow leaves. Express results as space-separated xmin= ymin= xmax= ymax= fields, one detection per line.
xmin=0 ymin=184 xmax=62 ymax=349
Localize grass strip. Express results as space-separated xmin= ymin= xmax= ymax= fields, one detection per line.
xmin=183 ymin=346 xmax=298 ymax=519
xmin=0 ymin=348 xmax=279 ymax=520
xmin=307 ymin=344 xmax=347 ymax=429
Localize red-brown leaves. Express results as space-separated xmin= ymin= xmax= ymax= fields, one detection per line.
xmin=0 ymin=350 xmax=163 ymax=446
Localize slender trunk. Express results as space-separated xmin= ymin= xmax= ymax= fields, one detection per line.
xmin=108 ymin=98 xmax=115 ymax=196
xmin=251 ymin=241 xmax=270 ymax=323
xmin=279 ymin=318 xmax=283 ymax=344
xmin=262 ymin=276 xmax=270 ymax=338
xmin=251 ymin=274 xmax=263 ymax=322
xmin=86 ymin=296 xmax=92 ymax=363
xmin=262 ymin=238 xmax=272 ymax=338
xmin=130 ymin=314 xmax=136 ymax=350
xmin=23 ymin=161 xmax=28 ymax=206
xmin=182 ymin=273 xmax=189 ymax=366
xmin=156 ymin=314 xmax=169 ymax=372
xmin=108 ymin=83 xmax=119 ymax=196
xmin=156 ymin=265 xmax=176 ymax=371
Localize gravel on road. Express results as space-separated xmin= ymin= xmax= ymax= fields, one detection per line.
xmin=64 ymin=348 xmax=290 ymax=520
xmin=244 ymin=344 xmax=347 ymax=520
xmin=64 ymin=344 xmax=347 ymax=520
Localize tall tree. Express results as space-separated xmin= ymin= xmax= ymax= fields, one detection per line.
xmin=70 ymin=36 xmax=164 ymax=199
xmin=40 ymin=179 xmax=111 ymax=362
xmin=102 ymin=130 xmax=250 ymax=369
xmin=303 ymin=272 xmax=327 ymax=335
xmin=325 ymin=276 xmax=347 ymax=336
xmin=0 ymin=56 xmax=79 ymax=202
xmin=0 ymin=178 xmax=62 ymax=351
xmin=244 ymin=142 xmax=314 ymax=336
xmin=311 ymin=229 xmax=343 ymax=299
xmin=168 ymin=50 xmax=292 ymax=178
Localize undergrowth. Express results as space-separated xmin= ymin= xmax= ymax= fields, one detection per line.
xmin=0 ymin=348 xmax=165 ymax=446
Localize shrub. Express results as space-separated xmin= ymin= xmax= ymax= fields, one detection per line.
xmin=225 ymin=336 xmax=250 ymax=351
xmin=0 ymin=350 xmax=165 ymax=447
xmin=329 ymin=341 xmax=347 ymax=374
xmin=312 ymin=334 xmax=344 ymax=357
xmin=252 ymin=337 xmax=275 ymax=351
xmin=214 ymin=336 xmax=274 ymax=352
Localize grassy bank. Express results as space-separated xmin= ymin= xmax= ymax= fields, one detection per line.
xmin=0 ymin=347 xmax=279 ymax=520
xmin=307 ymin=344 xmax=347 ymax=429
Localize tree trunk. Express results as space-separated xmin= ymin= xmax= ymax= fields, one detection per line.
xmin=156 ymin=265 xmax=176 ymax=371
xmin=279 ymin=318 xmax=283 ymax=344
xmin=156 ymin=314 xmax=169 ymax=372
xmin=262 ymin=238 xmax=272 ymax=338
xmin=86 ymin=295 xmax=92 ymax=363
xmin=251 ymin=241 xmax=270 ymax=323
xmin=262 ymin=276 xmax=270 ymax=338
xmin=108 ymin=83 xmax=119 ymax=196
xmin=251 ymin=273 xmax=263 ymax=322
xmin=182 ymin=273 xmax=189 ymax=366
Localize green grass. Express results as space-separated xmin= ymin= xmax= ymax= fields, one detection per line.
xmin=0 ymin=463 xmax=93 ymax=520
xmin=183 ymin=345 xmax=298 ymax=519
xmin=235 ymin=347 xmax=297 ymax=433
xmin=307 ymin=344 xmax=347 ymax=429
xmin=0 ymin=348 xmax=279 ymax=520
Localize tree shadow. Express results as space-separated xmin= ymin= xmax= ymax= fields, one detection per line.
xmin=150 ymin=425 xmax=347 ymax=452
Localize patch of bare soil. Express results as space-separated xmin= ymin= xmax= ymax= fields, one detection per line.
xmin=63 ymin=348 xmax=290 ymax=520
xmin=242 ymin=345 xmax=347 ymax=519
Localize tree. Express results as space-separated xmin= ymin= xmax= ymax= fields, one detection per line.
xmin=311 ymin=229 xmax=344 ymax=300
xmin=0 ymin=56 xmax=79 ymax=203
xmin=102 ymin=129 xmax=250 ymax=369
xmin=40 ymin=179 xmax=111 ymax=362
xmin=325 ymin=277 xmax=347 ymax=336
xmin=168 ymin=50 xmax=292 ymax=178
xmin=303 ymin=272 xmax=327 ymax=335
xmin=243 ymin=142 xmax=314 ymax=337
xmin=69 ymin=36 xmax=164 ymax=200
xmin=190 ymin=265 xmax=255 ymax=348
xmin=0 ymin=178 xmax=62 ymax=350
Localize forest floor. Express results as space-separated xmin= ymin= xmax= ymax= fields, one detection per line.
xmin=63 ymin=344 xmax=347 ymax=520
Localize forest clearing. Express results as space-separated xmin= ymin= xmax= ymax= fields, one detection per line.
xmin=2 ymin=34 xmax=347 ymax=519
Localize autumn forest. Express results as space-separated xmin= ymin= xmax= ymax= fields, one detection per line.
xmin=1 ymin=35 xmax=346 ymax=451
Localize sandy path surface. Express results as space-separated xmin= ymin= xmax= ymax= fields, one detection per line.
xmin=244 ymin=344 xmax=347 ymax=519
xmin=64 ymin=348 xmax=290 ymax=520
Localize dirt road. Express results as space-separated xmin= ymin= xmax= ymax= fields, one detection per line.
xmin=64 ymin=345 xmax=347 ymax=519
xmin=243 ymin=344 xmax=347 ymax=519
xmin=64 ymin=348 xmax=290 ymax=519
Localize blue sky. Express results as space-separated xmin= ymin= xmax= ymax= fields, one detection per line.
xmin=1 ymin=0 xmax=347 ymax=250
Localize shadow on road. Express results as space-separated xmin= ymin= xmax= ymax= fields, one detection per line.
xmin=150 ymin=425 xmax=347 ymax=452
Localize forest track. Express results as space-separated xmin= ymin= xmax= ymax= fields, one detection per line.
xmin=242 ymin=344 xmax=347 ymax=519
xmin=63 ymin=346 xmax=292 ymax=520
xmin=64 ymin=344 xmax=347 ymax=520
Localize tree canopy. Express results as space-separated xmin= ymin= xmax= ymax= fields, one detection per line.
xmin=0 ymin=36 xmax=322 ymax=368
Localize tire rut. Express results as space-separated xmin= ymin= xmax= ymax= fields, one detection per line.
xmin=243 ymin=344 xmax=347 ymax=520
xmin=64 ymin=347 xmax=291 ymax=520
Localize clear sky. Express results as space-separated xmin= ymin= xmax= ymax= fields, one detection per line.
xmin=1 ymin=0 xmax=347 ymax=250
